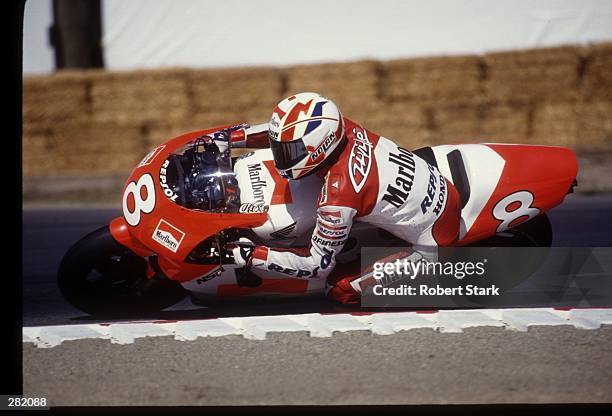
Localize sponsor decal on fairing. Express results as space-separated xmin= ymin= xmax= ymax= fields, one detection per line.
xmin=151 ymin=219 xmax=186 ymax=253
xmin=159 ymin=159 xmax=179 ymax=202
xmin=195 ymin=267 xmax=222 ymax=284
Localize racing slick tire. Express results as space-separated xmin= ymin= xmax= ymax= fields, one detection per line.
xmin=58 ymin=225 xmax=188 ymax=316
xmin=447 ymin=213 xmax=554 ymax=306
xmin=472 ymin=212 xmax=553 ymax=248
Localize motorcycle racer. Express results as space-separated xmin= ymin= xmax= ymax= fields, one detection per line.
xmin=229 ymin=92 xmax=462 ymax=304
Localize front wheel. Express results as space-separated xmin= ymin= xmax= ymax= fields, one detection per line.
xmin=58 ymin=225 xmax=188 ymax=316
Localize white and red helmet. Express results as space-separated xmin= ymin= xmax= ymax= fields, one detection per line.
xmin=268 ymin=92 xmax=345 ymax=179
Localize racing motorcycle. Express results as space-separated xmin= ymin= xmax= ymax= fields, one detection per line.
xmin=58 ymin=124 xmax=578 ymax=315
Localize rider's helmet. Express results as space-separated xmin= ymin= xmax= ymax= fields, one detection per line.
xmin=268 ymin=92 xmax=345 ymax=179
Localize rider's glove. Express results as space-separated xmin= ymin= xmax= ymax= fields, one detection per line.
xmin=226 ymin=237 xmax=262 ymax=287
xmin=227 ymin=237 xmax=255 ymax=267
xmin=232 ymin=245 xmax=253 ymax=268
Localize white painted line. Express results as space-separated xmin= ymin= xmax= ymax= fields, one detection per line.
xmin=22 ymin=308 xmax=612 ymax=348
xmin=568 ymin=309 xmax=612 ymax=330
xmin=240 ymin=316 xmax=309 ymax=340
xmin=173 ymin=319 xmax=240 ymax=341
xmin=307 ymin=314 xmax=371 ymax=337
xmin=108 ymin=322 xmax=174 ymax=344
xmin=36 ymin=325 xmax=109 ymax=348
xmin=361 ymin=312 xmax=438 ymax=335
xmin=501 ymin=308 xmax=572 ymax=331
xmin=22 ymin=327 xmax=42 ymax=344
xmin=437 ymin=310 xmax=506 ymax=333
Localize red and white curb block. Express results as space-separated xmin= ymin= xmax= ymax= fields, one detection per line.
xmin=23 ymin=308 xmax=612 ymax=348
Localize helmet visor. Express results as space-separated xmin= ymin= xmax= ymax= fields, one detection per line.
xmin=269 ymin=138 xmax=308 ymax=170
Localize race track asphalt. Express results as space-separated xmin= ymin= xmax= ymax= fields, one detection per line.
xmin=22 ymin=194 xmax=612 ymax=327
xmin=23 ymin=326 xmax=612 ymax=405
xmin=21 ymin=194 xmax=612 ymax=406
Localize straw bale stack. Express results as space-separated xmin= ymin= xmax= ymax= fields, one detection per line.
xmin=189 ymin=67 xmax=283 ymax=115
xmin=285 ymin=60 xmax=380 ymax=116
xmin=90 ymin=68 xmax=190 ymax=124
xmin=531 ymin=100 xmax=578 ymax=148
xmin=23 ymin=71 xmax=90 ymax=125
xmin=23 ymin=120 xmax=144 ymax=175
xmin=480 ymin=101 xmax=532 ymax=143
xmin=382 ymin=55 xmax=482 ymax=105
xmin=580 ymin=43 xmax=612 ymax=100
xmin=575 ymin=99 xmax=612 ymax=152
xmin=483 ymin=46 xmax=580 ymax=102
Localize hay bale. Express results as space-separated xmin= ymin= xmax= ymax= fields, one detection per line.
xmin=24 ymin=120 xmax=145 ymax=175
xmin=581 ymin=42 xmax=612 ymax=100
xmin=429 ymin=103 xmax=481 ymax=144
xmin=531 ymin=100 xmax=578 ymax=148
xmin=189 ymin=67 xmax=283 ymax=114
xmin=143 ymin=112 xmax=253 ymax=148
xmin=359 ymin=102 xmax=432 ymax=149
xmin=23 ymin=70 xmax=90 ymax=125
xmin=240 ymin=106 xmax=274 ymax=126
xmin=139 ymin=121 xmax=185 ymax=149
xmin=576 ymin=99 xmax=612 ymax=152
xmin=142 ymin=110 xmax=274 ymax=149
xmin=285 ymin=60 xmax=380 ymax=113
xmin=333 ymin=98 xmax=384 ymax=127
xmin=90 ymin=68 xmax=190 ymax=124
xmin=382 ymin=55 xmax=482 ymax=104
xmin=480 ymin=101 xmax=531 ymax=143
xmin=22 ymin=125 xmax=54 ymax=177
xmin=483 ymin=46 xmax=580 ymax=102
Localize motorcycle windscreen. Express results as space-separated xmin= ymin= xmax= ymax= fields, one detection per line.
xmin=166 ymin=137 xmax=241 ymax=213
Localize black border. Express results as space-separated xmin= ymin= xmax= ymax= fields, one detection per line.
xmin=14 ymin=0 xmax=612 ymax=411
xmin=45 ymin=404 xmax=612 ymax=415
xmin=3 ymin=0 xmax=25 ymax=396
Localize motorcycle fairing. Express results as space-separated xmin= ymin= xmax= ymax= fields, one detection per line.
xmin=111 ymin=126 xmax=268 ymax=282
xmin=431 ymin=143 xmax=578 ymax=245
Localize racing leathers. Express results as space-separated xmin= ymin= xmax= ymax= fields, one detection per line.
xmin=230 ymin=118 xmax=462 ymax=303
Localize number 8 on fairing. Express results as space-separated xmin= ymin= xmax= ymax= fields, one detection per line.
xmin=493 ymin=190 xmax=540 ymax=233
xmin=122 ymin=174 xmax=156 ymax=226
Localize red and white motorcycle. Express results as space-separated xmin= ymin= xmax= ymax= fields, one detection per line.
xmin=58 ymin=123 xmax=578 ymax=315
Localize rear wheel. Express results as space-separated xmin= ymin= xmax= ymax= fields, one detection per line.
xmin=449 ymin=213 xmax=553 ymax=306
xmin=472 ymin=213 xmax=552 ymax=248
xmin=58 ymin=225 xmax=187 ymax=317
